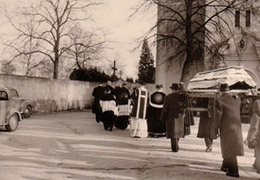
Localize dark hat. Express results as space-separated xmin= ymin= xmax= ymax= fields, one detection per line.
xmin=170 ymin=83 xmax=179 ymax=90
xmin=220 ymin=83 xmax=230 ymax=92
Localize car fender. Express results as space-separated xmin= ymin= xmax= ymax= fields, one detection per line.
xmin=6 ymin=108 xmax=22 ymax=123
xmin=20 ymin=100 xmax=33 ymax=112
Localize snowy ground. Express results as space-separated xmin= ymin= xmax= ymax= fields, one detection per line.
xmin=0 ymin=110 xmax=259 ymax=180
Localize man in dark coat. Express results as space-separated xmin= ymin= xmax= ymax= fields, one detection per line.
xmin=115 ymin=83 xmax=131 ymax=130
xmin=91 ymin=82 xmax=104 ymax=123
xmin=160 ymin=83 xmax=186 ymax=152
xmin=215 ymin=83 xmax=244 ymax=178
xmin=147 ymin=84 xmax=166 ymax=137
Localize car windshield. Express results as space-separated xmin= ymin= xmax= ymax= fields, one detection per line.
xmin=10 ymin=89 xmax=19 ymax=97
xmin=0 ymin=91 xmax=8 ymax=100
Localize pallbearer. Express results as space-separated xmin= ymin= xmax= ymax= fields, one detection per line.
xmin=215 ymin=83 xmax=244 ymax=178
xmin=160 ymin=83 xmax=186 ymax=152
xmin=130 ymin=83 xmax=148 ymax=138
xmin=147 ymin=84 xmax=166 ymax=137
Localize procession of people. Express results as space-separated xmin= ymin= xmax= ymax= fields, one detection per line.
xmin=92 ymin=80 xmax=260 ymax=179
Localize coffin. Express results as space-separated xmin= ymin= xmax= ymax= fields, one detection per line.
xmin=187 ymin=66 xmax=256 ymax=92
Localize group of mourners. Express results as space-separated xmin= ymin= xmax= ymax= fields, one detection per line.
xmin=92 ymin=81 xmax=131 ymax=131
xmin=92 ymin=81 xmax=260 ymax=179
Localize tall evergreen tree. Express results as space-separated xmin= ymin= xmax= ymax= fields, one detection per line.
xmin=137 ymin=39 xmax=155 ymax=83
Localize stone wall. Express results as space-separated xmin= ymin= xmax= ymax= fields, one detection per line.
xmin=0 ymin=74 xmax=160 ymax=113
xmin=0 ymin=74 xmax=98 ymax=113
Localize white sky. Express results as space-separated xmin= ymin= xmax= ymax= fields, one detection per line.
xmin=0 ymin=0 xmax=157 ymax=80
xmin=93 ymin=0 xmax=157 ymax=79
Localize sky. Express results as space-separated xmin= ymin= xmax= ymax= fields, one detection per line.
xmin=0 ymin=0 xmax=157 ymax=80
xmin=92 ymin=0 xmax=157 ymax=79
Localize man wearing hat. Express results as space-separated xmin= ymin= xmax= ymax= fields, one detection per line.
xmin=160 ymin=83 xmax=186 ymax=152
xmin=215 ymin=83 xmax=244 ymax=178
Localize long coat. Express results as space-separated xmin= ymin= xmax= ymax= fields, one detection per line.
xmin=197 ymin=98 xmax=218 ymax=139
xmin=147 ymin=90 xmax=166 ymax=133
xmin=92 ymin=85 xmax=104 ymax=114
xmin=160 ymin=92 xmax=185 ymax=139
xmin=215 ymin=93 xmax=244 ymax=158
xmin=247 ymin=99 xmax=260 ymax=173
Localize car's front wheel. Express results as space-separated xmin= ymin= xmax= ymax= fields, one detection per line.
xmin=6 ymin=114 xmax=19 ymax=132
xmin=24 ymin=106 xmax=32 ymax=118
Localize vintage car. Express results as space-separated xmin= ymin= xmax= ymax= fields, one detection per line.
xmin=7 ymin=87 xmax=33 ymax=118
xmin=186 ymin=66 xmax=258 ymax=123
xmin=0 ymin=87 xmax=24 ymax=131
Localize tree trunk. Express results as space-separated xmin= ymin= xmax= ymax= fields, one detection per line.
xmin=53 ymin=58 xmax=59 ymax=79
xmin=181 ymin=0 xmax=193 ymax=83
xmin=181 ymin=0 xmax=205 ymax=83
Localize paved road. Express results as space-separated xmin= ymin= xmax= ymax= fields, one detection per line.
xmin=0 ymin=110 xmax=259 ymax=180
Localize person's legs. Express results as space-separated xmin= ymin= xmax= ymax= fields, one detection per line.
xmin=121 ymin=116 xmax=129 ymax=130
xmin=205 ymin=138 xmax=213 ymax=152
xmin=107 ymin=111 xmax=115 ymax=131
xmin=221 ymin=158 xmax=228 ymax=172
xmin=225 ymin=157 xmax=239 ymax=178
xmin=102 ymin=112 xmax=109 ymax=130
xmin=96 ymin=113 xmax=101 ymax=123
xmin=96 ymin=105 xmax=103 ymax=123
xmin=171 ymin=138 xmax=179 ymax=152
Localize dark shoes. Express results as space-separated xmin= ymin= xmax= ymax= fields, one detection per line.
xmin=172 ymin=147 xmax=179 ymax=152
xmin=205 ymin=146 xmax=212 ymax=152
xmin=221 ymin=166 xmax=239 ymax=178
xmin=226 ymin=171 xmax=239 ymax=178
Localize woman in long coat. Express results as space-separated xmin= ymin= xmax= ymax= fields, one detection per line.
xmin=246 ymin=99 xmax=260 ymax=174
xmin=215 ymin=84 xmax=244 ymax=178
xmin=160 ymin=83 xmax=186 ymax=152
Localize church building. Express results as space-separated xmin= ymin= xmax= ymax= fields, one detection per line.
xmin=155 ymin=0 xmax=260 ymax=93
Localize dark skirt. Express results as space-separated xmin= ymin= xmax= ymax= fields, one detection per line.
xmin=102 ymin=111 xmax=115 ymax=130
xmin=115 ymin=116 xmax=129 ymax=130
xmin=147 ymin=106 xmax=166 ymax=134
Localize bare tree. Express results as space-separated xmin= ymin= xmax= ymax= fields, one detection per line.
xmin=5 ymin=0 xmax=102 ymax=79
xmin=65 ymin=25 xmax=105 ymax=70
xmin=3 ymin=13 xmax=45 ymax=76
xmin=1 ymin=60 xmax=16 ymax=75
xmin=137 ymin=0 xmax=251 ymax=82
